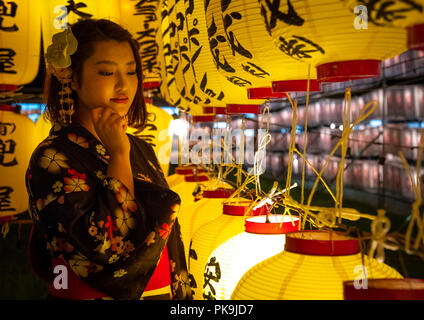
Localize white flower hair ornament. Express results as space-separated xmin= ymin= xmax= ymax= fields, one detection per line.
xmin=45 ymin=28 xmax=78 ymax=124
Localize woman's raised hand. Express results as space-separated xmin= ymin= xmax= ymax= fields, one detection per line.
xmin=91 ymin=107 xmax=130 ymax=157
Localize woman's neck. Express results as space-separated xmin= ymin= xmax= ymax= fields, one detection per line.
xmin=73 ymin=107 xmax=102 ymax=143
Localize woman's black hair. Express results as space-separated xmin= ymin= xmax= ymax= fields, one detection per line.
xmin=44 ymin=19 xmax=147 ymax=129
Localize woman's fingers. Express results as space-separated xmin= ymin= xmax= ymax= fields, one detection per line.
xmin=91 ymin=107 xmax=130 ymax=156
xmin=94 ymin=108 xmax=123 ymax=130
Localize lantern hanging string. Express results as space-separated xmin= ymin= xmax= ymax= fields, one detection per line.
xmin=300 ymin=89 xmax=378 ymax=230
xmin=301 ymin=64 xmax=312 ymax=206
xmin=398 ymin=131 xmax=424 ymax=254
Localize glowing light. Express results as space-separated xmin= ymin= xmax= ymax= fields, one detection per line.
xmin=169 ymin=119 xmax=189 ymax=138
xmin=369 ymin=119 xmax=383 ymax=128
xmin=231 ymin=230 xmax=403 ymax=300
xmin=189 ymin=199 xmax=268 ymax=300
xmin=203 ymin=215 xmax=299 ymax=300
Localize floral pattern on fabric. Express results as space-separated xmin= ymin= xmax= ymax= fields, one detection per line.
xmin=26 ymin=123 xmax=191 ymax=300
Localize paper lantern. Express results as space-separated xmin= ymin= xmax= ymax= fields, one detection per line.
xmin=0 ymin=106 xmax=38 ymax=218
xmin=231 ymin=230 xmax=403 ymax=300
xmin=344 ymin=278 xmax=424 ymax=300
xmin=158 ymin=0 xmax=196 ymax=113
xmin=41 ymin=0 xmax=122 ymax=57
xmin=158 ymin=0 xmax=265 ymax=112
xmin=258 ymin=0 xmax=407 ymax=82
xmin=188 ymin=198 xmax=269 ymax=300
xmin=118 ymin=0 xmax=163 ymax=83
xmin=165 ymin=172 xmax=185 ymax=188
xmin=0 ymin=0 xmax=41 ymax=85
xmin=341 ymin=0 xmax=424 ymax=51
xmin=203 ymin=214 xmax=299 ymax=300
xmin=177 ymin=177 xmax=235 ymax=261
xmin=206 ymin=0 xmax=322 ymax=98
xmin=127 ymin=103 xmax=173 ymax=176
xmin=34 ymin=112 xmax=52 ymax=148
xmin=170 ymin=173 xmax=210 ymax=256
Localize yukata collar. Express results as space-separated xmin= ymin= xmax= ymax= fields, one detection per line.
xmin=49 ymin=122 xmax=111 ymax=164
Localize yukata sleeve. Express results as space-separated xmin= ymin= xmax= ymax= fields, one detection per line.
xmin=26 ymin=143 xmax=181 ymax=299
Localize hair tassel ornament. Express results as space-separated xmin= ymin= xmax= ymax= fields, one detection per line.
xmin=45 ymin=28 xmax=78 ymax=125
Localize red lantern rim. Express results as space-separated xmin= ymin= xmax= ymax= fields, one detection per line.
xmin=143 ymin=81 xmax=160 ymax=89
xmin=316 ymin=60 xmax=381 ymax=83
xmin=272 ymin=79 xmax=321 ymax=93
xmin=226 ymin=104 xmax=262 ymax=115
xmin=0 ymin=215 xmax=14 ymax=224
xmin=192 ymin=114 xmax=215 ymax=123
xmin=247 ymin=87 xmax=288 ymax=99
xmin=0 ymin=85 xmax=18 ymax=92
xmin=0 ymin=104 xmax=14 ymax=111
xmin=175 ymin=166 xmax=204 ymax=175
xmin=202 ymin=106 xmax=227 ymax=115
xmin=203 ymin=188 xmax=234 ymax=199
xmin=222 ymin=200 xmax=268 ymax=216
xmin=184 ymin=174 xmax=209 ymax=182
xmin=284 ymin=230 xmax=360 ymax=256
xmin=343 ymin=278 xmax=424 ymax=300
xmin=407 ymin=24 xmax=424 ymax=51
xmin=245 ymin=214 xmax=299 ymax=234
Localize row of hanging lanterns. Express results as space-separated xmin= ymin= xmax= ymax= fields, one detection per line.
xmin=1 ymin=0 xmax=424 ymax=300
xmin=0 ymin=0 xmax=416 ymax=105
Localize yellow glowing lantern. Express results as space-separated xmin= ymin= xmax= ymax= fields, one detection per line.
xmin=258 ymin=0 xmax=407 ymax=83
xmin=189 ymin=198 xmax=269 ymax=300
xmin=0 ymin=0 xmax=41 ymax=85
xmin=127 ymin=102 xmax=173 ymax=177
xmin=171 ymin=173 xmax=210 ymax=256
xmin=162 ymin=0 xmax=265 ymax=110
xmin=34 ymin=112 xmax=53 ymax=147
xmin=344 ymin=278 xmax=424 ymax=300
xmin=203 ymin=214 xmax=300 ymax=300
xmin=177 ymin=177 xmax=235 ymax=262
xmin=118 ymin=0 xmax=163 ymax=83
xmin=166 ymin=166 xmax=204 ymax=227
xmin=206 ymin=0 xmax=322 ymax=99
xmin=0 ymin=105 xmax=38 ymax=219
xmin=41 ymin=0 xmax=121 ymax=58
xmin=341 ymin=0 xmax=424 ymax=51
xmin=158 ymin=0 xmax=197 ymax=113
xmin=231 ymin=230 xmax=403 ymax=300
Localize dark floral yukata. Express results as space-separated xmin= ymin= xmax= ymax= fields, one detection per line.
xmin=26 ymin=122 xmax=191 ymax=300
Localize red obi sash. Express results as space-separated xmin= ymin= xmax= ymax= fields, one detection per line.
xmin=49 ymin=246 xmax=171 ymax=300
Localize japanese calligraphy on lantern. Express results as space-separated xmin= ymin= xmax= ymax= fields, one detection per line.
xmin=341 ymin=0 xmax=423 ymax=27
xmin=0 ymin=0 xmax=40 ymax=85
xmin=259 ymin=0 xmax=325 ymax=62
xmin=120 ymin=0 xmax=162 ymax=82
xmin=277 ymin=34 xmax=325 ymax=61
xmin=41 ymin=0 xmax=120 ymax=60
xmin=0 ymin=110 xmax=38 ymax=217
xmin=0 ymin=137 xmax=17 ymax=167
xmin=170 ymin=0 xmax=222 ymax=109
xmin=0 ymin=1 xmax=18 ymax=32
xmin=205 ymin=0 xmax=271 ymax=86
xmin=159 ymin=0 xmax=191 ymax=112
xmin=0 ymin=48 xmax=16 ymax=74
xmin=203 ymin=256 xmax=221 ymax=300
xmin=0 ymin=186 xmax=15 ymax=213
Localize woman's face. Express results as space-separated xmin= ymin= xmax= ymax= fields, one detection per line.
xmin=72 ymin=40 xmax=138 ymax=118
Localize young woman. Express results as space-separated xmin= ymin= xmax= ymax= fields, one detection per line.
xmin=26 ymin=19 xmax=191 ymax=300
